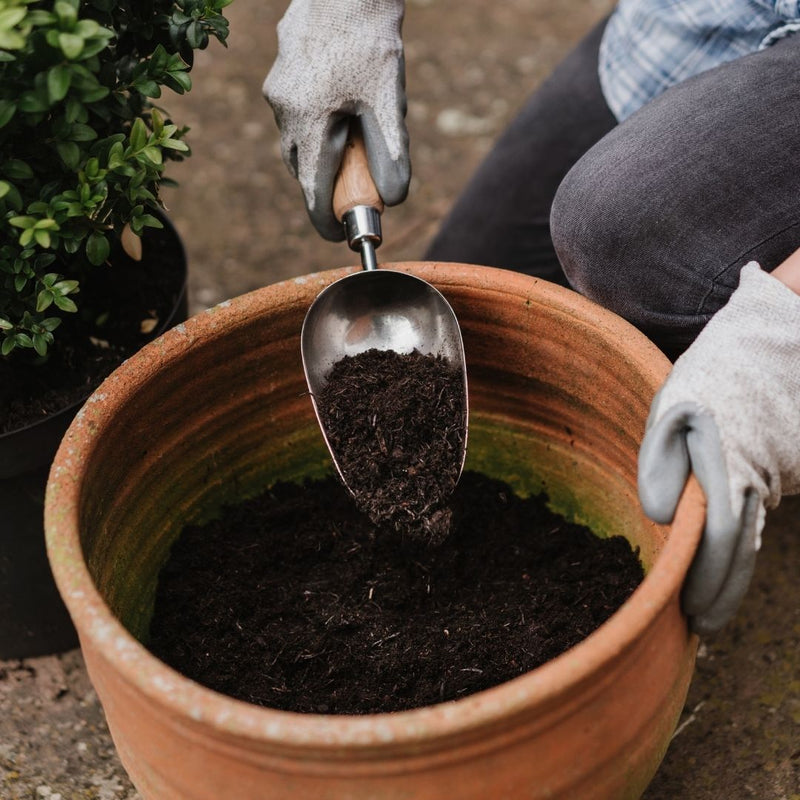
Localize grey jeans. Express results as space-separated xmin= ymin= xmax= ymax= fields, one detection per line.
xmin=425 ymin=19 xmax=800 ymax=359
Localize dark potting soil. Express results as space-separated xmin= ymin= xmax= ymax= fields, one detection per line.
xmin=0 ymin=223 xmax=184 ymax=434
xmin=315 ymin=348 xmax=466 ymax=545
xmin=148 ymin=471 xmax=644 ymax=715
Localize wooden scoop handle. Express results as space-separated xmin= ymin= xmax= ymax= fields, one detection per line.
xmin=332 ymin=125 xmax=385 ymax=220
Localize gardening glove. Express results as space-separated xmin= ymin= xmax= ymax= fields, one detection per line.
xmin=263 ymin=0 xmax=410 ymax=241
xmin=638 ymin=262 xmax=800 ymax=635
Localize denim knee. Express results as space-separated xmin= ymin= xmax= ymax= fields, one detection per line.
xmin=550 ymin=149 xmax=636 ymax=318
xmin=549 ymin=137 xmax=715 ymax=358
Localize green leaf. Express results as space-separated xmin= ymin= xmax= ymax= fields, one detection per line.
xmin=166 ymin=69 xmax=192 ymax=93
xmin=0 ymin=99 xmax=16 ymax=128
xmin=0 ymin=8 xmax=27 ymax=30
xmin=141 ymin=146 xmax=162 ymax=165
xmin=112 ymin=162 xmax=137 ymax=178
xmin=0 ymin=29 xmax=25 ymax=50
xmin=64 ymin=96 xmax=83 ymax=122
xmin=161 ymin=137 xmax=189 ymax=152
xmin=107 ymin=140 xmax=125 ymax=169
xmin=77 ymin=85 xmax=109 ymax=103
xmin=79 ymin=34 xmax=112 ymax=60
xmin=0 ymin=317 xmax=12 ymax=331
xmin=74 ymin=19 xmax=102 ymax=38
xmin=185 ymin=21 xmax=207 ymax=49
xmin=26 ymin=10 xmax=58 ymax=26
xmin=53 ymin=294 xmax=77 ymax=312
xmin=45 ymin=28 xmax=60 ymax=49
xmin=85 ymin=232 xmax=110 ymax=265
xmin=69 ymin=122 xmax=97 ymax=141
xmin=18 ymin=91 xmax=48 ymax=113
xmin=36 ymin=289 xmax=54 ymax=312
xmin=41 ymin=317 xmax=62 ymax=332
xmin=134 ymin=79 xmax=161 ymax=98
xmin=3 ymin=184 xmax=22 ymax=211
xmin=32 ymin=333 xmax=49 ymax=357
xmin=56 ymin=141 xmax=81 ymax=170
xmin=150 ymin=44 xmax=168 ymax=71
xmin=129 ymin=117 xmax=147 ymax=151
xmin=0 ymin=180 xmax=9 ymax=199
xmin=150 ymin=108 xmax=164 ymax=136
xmin=58 ymin=32 xmax=84 ymax=60
xmin=1 ymin=337 xmax=15 ymax=356
xmin=47 ymin=64 xmax=72 ymax=103
xmin=9 ymin=216 xmax=36 ymax=229
xmin=138 ymin=214 xmax=163 ymax=230
xmin=35 ymin=253 xmax=57 ymax=269
xmin=33 ymin=229 xmax=52 ymax=248
xmin=33 ymin=219 xmax=59 ymax=230
xmin=54 ymin=1 xmax=78 ymax=27
xmin=3 ymin=159 xmax=33 ymax=180
xmin=84 ymin=156 xmax=98 ymax=177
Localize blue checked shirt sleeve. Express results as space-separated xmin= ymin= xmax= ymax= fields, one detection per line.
xmin=599 ymin=0 xmax=800 ymax=121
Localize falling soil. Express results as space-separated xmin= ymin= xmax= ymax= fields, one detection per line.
xmin=315 ymin=348 xmax=466 ymax=545
xmin=148 ymin=471 xmax=644 ymax=715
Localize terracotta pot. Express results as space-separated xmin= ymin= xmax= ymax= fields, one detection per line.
xmin=45 ymin=263 xmax=704 ymax=800
xmin=0 ymin=215 xmax=187 ymax=659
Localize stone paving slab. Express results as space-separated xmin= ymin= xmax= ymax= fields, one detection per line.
xmin=4 ymin=1 xmax=800 ymax=797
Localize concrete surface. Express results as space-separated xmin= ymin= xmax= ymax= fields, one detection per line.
xmin=3 ymin=0 xmax=800 ymax=797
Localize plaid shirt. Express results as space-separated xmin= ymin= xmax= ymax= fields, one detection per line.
xmin=599 ymin=0 xmax=800 ymax=120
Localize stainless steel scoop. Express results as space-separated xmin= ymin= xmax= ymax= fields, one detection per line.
xmin=300 ymin=126 xmax=468 ymax=493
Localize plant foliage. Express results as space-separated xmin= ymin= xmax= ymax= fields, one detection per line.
xmin=0 ymin=0 xmax=230 ymax=358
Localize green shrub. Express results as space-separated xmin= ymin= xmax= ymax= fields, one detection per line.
xmin=0 ymin=0 xmax=230 ymax=358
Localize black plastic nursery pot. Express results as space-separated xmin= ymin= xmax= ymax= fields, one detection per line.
xmin=0 ymin=216 xmax=188 ymax=659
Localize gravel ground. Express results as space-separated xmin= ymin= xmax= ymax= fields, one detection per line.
xmin=4 ymin=1 xmax=800 ymax=798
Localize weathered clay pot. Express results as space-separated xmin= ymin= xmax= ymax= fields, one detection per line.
xmin=45 ymin=263 xmax=704 ymax=800
xmin=0 ymin=216 xmax=187 ymax=658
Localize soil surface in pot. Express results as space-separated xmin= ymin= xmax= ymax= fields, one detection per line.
xmin=0 ymin=223 xmax=184 ymax=434
xmin=149 ymin=471 xmax=643 ymax=715
xmin=316 ymin=348 xmax=466 ymax=545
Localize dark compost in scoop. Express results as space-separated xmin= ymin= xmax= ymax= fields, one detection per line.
xmin=315 ymin=348 xmax=466 ymax=545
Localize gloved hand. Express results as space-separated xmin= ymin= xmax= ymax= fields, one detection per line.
xmin=263 ymin=0 xmax=410 ymax=241
xmin=638 ymin=262 xmax=800 ymax=635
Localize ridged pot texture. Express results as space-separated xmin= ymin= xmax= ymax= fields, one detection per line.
xmin=45 ymin=263 xmax=704 ymax=800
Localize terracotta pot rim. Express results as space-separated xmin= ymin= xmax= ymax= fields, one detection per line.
xmin=45 ymin=262 xmax=704 ymax=751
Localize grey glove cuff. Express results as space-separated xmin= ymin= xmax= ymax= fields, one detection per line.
xmin=652 ymin=262 xmax=800 ymax=517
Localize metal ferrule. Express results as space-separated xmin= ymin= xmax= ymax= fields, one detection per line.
xmin=342 ymin=205 xmax=382 ymax=253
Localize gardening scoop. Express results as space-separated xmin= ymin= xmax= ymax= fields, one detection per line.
xmin=300 ymin=124 xmax=468 ymax=496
